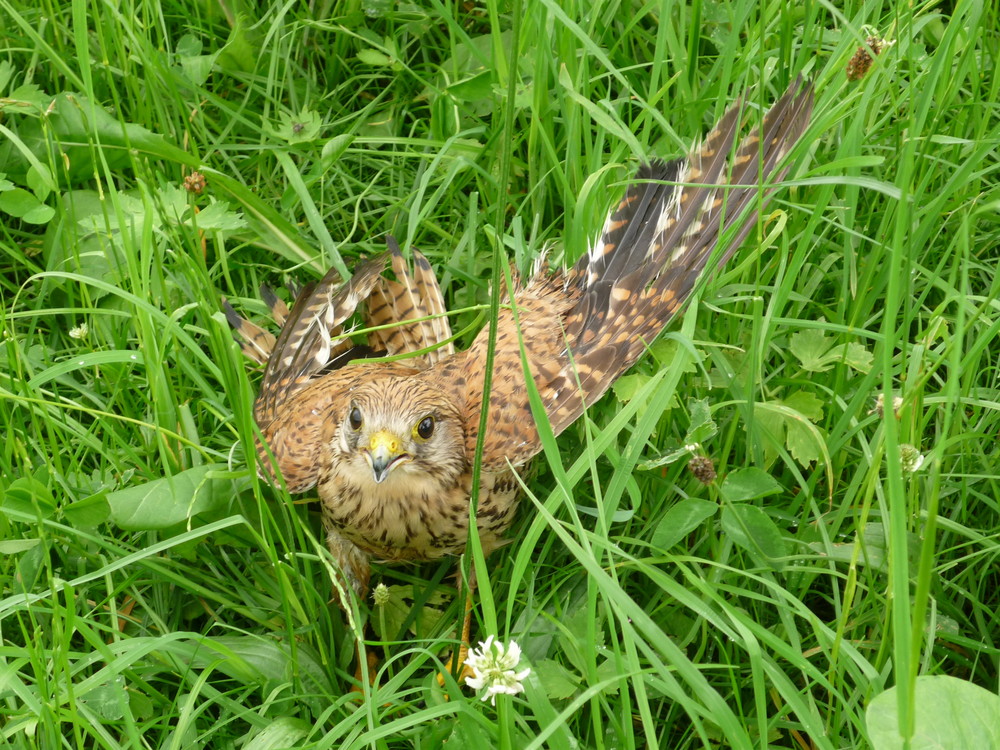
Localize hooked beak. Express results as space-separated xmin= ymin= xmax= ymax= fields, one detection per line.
xmin=364 ymin=430 xmax=409 ymax=483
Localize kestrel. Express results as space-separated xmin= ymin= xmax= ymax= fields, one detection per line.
xmin=225 ymin=77 xmax=813 ymax=675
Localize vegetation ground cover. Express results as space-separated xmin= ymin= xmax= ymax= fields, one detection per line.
xmin=1 ymin=1 xmax=998 ymax=748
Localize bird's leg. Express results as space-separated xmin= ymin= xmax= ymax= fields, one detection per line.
xmin=437 ymin=559 xmax=477 ymax=686
xmin=324 ymin=529 xmax=380 ymax=693
xmin=352 ymin=640 xmax=379 ymax=691
xmin=346 ymin=599 xmax=379 ymax=693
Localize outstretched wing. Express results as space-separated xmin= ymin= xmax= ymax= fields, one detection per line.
xmin=225 ymin=255 xmax=388 ymax=425
xmin=545 ymin=77 xmax=815 ymax=436
xmin=456 ymin=77 xmax=814 ymax=468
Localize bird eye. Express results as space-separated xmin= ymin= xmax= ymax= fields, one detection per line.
xmin=348 ymin=406 xmax=363 ymax=431
xmin=415 ymin=416 xmax=435 ymax=440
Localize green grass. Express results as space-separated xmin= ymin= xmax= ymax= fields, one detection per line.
xmin=2 ymin=0 xmax=999 ymax=748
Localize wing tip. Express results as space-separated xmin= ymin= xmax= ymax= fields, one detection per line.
xmin=221 ymin=297 xmax=243 ymax=331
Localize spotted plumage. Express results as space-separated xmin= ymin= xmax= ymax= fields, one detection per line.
xmin=225 ymin=78 xmax=813 ymax=604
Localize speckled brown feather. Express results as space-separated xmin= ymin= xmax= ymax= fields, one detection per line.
xmin=223 ymin=300 xmax=277 ymax=366
xmin=253 ymin=257 xmax=388 ymax=426
xmin=260 ymin=286 xmax=291 ymax=327
xmin=224 ymin=78 xmax=814 ymax=601
xmin=527 ymin=77 xmax=813 ymax=442
xmin=365 ymin=237 xmax=455 ymax=366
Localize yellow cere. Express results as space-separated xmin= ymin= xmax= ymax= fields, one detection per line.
xmin=369 ymin=430 xmax=402 ymax=455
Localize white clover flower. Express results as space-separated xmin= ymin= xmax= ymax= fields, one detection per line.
xmin=869 ymin=393 xmax=904 ymax=418
xmin=464 ymin=635 xmax=530 ymax=705
xmin=899 ymin=444 xmax=925 ymax=473
xmin=69 ymin=322 xmax=89 ymax=340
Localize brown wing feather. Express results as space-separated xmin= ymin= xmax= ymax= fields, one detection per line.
xmin=451 ymin=78 xmax=813 ymax=468
xmin=226 ymin=256 xmax=388 ymax=426
xmin=222 ymin=283 xmax=296 ymax=366
xmin=228 ymin=80 xmax=813 ymax=482
xmin=365 ymin=237 xmax=455 ymax=365
xmin=439 ymin=274 xmax=576 ymax=468
xmin=223 ymin=299 xmax=277 ymax=366
xmin=260 ymin=285 xmax=291 ymax=326
xmin=545 ymin=78 xmax=813 ymax=435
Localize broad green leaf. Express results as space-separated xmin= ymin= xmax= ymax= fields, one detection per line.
xmin=560 ymin=601 xmax=606 ymax=675
xmin=842 ymin=341 xmax=874 ymax=373
xmin=782 ymin=390 xmax=824 ymax=421
xmin=752 ymin=402 xmax=785 ymax=465
xmin=320 ymin=134 xmax=355 ymax=169
xmin=781 ymin=392 xmax=825 ymax=464
xmin=685 ymin=397 xmax=718 ymax=445
xmin=649 ymin=337 xmax=700 ymax=374
xmin=785 ymin=417 xmax=823 ymax=464
xmin=0 ymin=539 xmax=42 ymax=555
xmin=273 ymin=108 xmax=322 ymax=142
xmin=78 ymin=677 xmax=126 ymax=721
xmin=191 ymin=200 xmax=247 ymax=232
xmin=40 ymin=190 xmax=121 ymax=301
xmin=26 ymin=163 xmax=54 ymax=196
xmin=63 ymin=494 xmax=112 ymax=530
xmin=720 ymin=504 xmax=787 ymax=570
xmin=0 ymin=62 xmax=48 ymax=111
xmin=106 ymin=464 xmax=237 ymax=530
xmin=753 ymin=392 xmax=826 ymax=467
xmin=154 ymin=635 xmax=329 ymax=691
xmin=371 ymin=585 xmax=411 ymax=640
xmin=594 ymin=657 xmax=621 ymax=695
xmin=21 ymin=201 xmax=55 ymax=224
xmin=789 ymin=329 xmax=832 ymax=371
xmin=370 ymin=584 xmax=450 ymax=640
xmin=176 ymin=33 xmax=216 ymax=86
xmin=357 ymin=49 xmax=392 ymax=66
xmin=719 ymin=468 xmax=783 ymax=503
xmin=7 ymin=83 xmax=48 ymax=111
xmin=1 ymin=476 xmax=56 ymax=519
xmin=807 ymin=522 xmax=888 ymax=572
xmin=441 ymin=716 xmax=499 ymax=746
xmin=650 ymin=498 xmax=718 ymax=551
xmin=534 ymin=659 xmax=581 ymax=700
xmin=242 ymin=718 xmax=311 ymax=750
xmin=0 ymin=187 xmax=52 ymax=224
xmin=0 ymin=93 xmax=196 ymax=183
xmin=808 ymin=523 xmax=920 ymax=573
xmin=174 ymin=33 xmax=202 ymax=57
xmin=867 ymin=675 xmax=1000 ymax=750
xmin=179 ymin=53 xmax=218 ymax=85
xmin=448 ymin=71 xmax=494 ymax=102
xmin=128 ymin=690 xmax=154 ymax=720
xmin=613 ymin=371 xmax=677 ymax=412
xmin=613 ymin=372 xmax=652 ymax=403
xmin=216 ymin=14 xmax=258 ymax=73
xmin=789 ymin=329 xmax=872 ymax=374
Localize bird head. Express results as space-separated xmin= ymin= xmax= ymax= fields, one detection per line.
xmin=337 ymin=376 xmax=466 ymax=487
